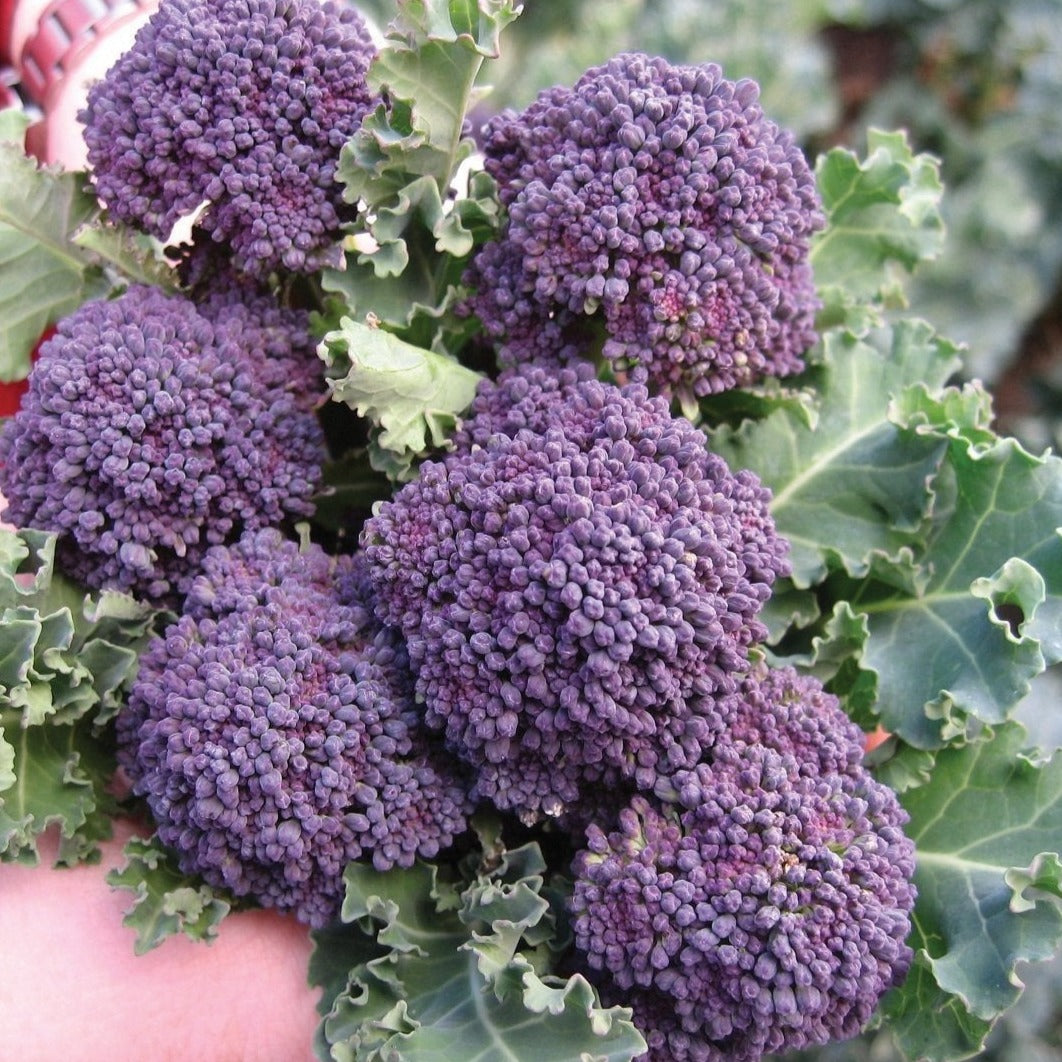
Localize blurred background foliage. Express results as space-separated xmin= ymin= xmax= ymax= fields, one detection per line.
xmin=360 ymin=1 xmax=1062 ymax=1057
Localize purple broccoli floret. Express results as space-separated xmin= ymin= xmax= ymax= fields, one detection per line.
xmin=0 ymin=285 xmax=326 ymax=604
xmin=450 ymin=361 xmax=601 ymax=453
xmin=186 ymin=526 xmax=349 ymax=620
xmin=466 ymin=53 xmax=824 ymax=401
xmin=570 ymin=743 xmax=916 ymax=1061
xmin=118 ymin=530 xmax=474 ymax=927
xmin=80 ymin=0 xmax=377 ymax=279
xmin=687 ymin=660 xmax=868 ymax=782
xmin=362 ymin=371 xmax=789 ymax=822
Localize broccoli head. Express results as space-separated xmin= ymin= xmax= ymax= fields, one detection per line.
xmin=80 ymin=0 xmax=377 ymax=279
xmin=570 ymin=743 xmax=916 ymax=1061
xmin=0 ymin=285 xmax=325 ymax=604
xmin=362 ymin=369 xmax=789 ymax=821
xmin=466 ymin=53 xmax=824 ymax=401
xmin=118 ymin=530 xmax=474 ymax=927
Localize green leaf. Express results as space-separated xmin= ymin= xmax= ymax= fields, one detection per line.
xmin=891 ymin=379 xmax=997 ymax=452
xmin=339 ymin=0 xmax=521 ymax=207
xmin=71 ymin=221 xmax=179 ymax=292
xmin=873 ymin=742 xmax=938 ymax=794
xmin=309 ymin=918 xmax=389 ymax=1062
xmin=0 ymin=118 xmax=107 ymax=382
xmin=0 ymin=726 xmax=13 ymax=792
xmin=695 ymin=376 xmax=819 ymax=432
xmin=856 ymin=437 xmax=1062 ymax=747
xmin=0 ymin=529 xmax=158 ymax=861
xmin=321 ymin=228 xmax=483 ymax=354
xmin=710 ymin=319 xmax=962 ymax=587
xmin=0 ymin=529 xmax=156 ymax=728
xmin=346 ymin=174 xmax=501 ymax=283
xmin=811 ymin=128 xmax=945 ymax=326
xmin=320 ymin=852 xmax=645 ymax=1061
xmin=882 ymin=726 xmax=1062 ymax=1060
xmin=311 ymin=450 xmax=393 ymax=536
xmin=106 ymin=835 xmax=231 ymax=954
xmin=321 ymin=317 xmax=482 ymax=479
xmin=333 ymin=0 xmax=512 ymax=314
xmin=780 ymin=601 xmax=883 ymax=726
xmin=310 ymin=919 xmax=388 ymax=1016
xmin=0 ymin=719 xmax=116 ymax=865
xmin=882 ymin=953 xmax=993 ymax=1062
xmin=0 ymin=107 xmax=28 ymax=142
xmin=0 ymin=609 xmax=40 ymax=691
xmin=322 ymin=249 xmax=438 ymax=333
xmin=757 ymin=580 xmax=821 ymax=644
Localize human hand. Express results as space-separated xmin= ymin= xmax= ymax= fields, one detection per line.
xmin=0 ymin=819 xmax=322 ymax=1062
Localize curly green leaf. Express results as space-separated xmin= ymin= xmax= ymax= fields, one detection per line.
xmin=106 ymin=835 xmax=232 ymax=954
xmin=321 ymin=317 xmax=482 ymax=479
xmin=0 ymin=719 xmax=116 ymax=865
xmin=855 ymin=437 xmax=1062 ymax=747
xmin=811 ymin=127 xmax=945 ymax=328
xmin=711 ymin=319 xmax=961 ymax=587
xmin=339 ymin=0 xmax=520 ymax=207
xmin=882 ymin=726 xmax=1062 ymax=1060
xmin=0 ymin=112 xmax=107 ymax=381
xmin=320 ymin=852 xmax=644 ymax=1061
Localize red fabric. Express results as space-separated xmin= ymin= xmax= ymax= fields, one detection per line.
xmin=0 ymin=378 xmax=29 ymax=418
xmin=0 ymin=0 xmax=16 ymax=65
xmin=0 ymin=325 xmax=53 ymax=418
xmin=16 ymin=0 xmax=158 ymax=105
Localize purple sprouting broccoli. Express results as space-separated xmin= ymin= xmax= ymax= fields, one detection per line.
xmin=80 ymin=0 xmax=377 ymax=279
xmin=185 ymin=524 xmax=349 ymax=622
xmin=0 ymin=285 xmax=326 ymax=605
xmin=361 ymin=369 xmax=790 ymax=822
xmin=570 ymin=742 xmax=916 ymax=1062
xmin=465 ymin=53 xmax=824 ymax=402
xmin=196 ymin=277 xmax=327 ymax=401
xmin=690 ymin=660 xmax=868 ymax=781
xmin=118 ymin=530 xmax=474 ymax=927
xmin=449 ymin=361 xmax=601 ymax=453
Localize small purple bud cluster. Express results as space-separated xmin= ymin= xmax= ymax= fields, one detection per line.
xmin=81 ymin=0 xmax=377 ymax=278
xmin=0 ymin=284 xmax=325 ymax=605
xmin=686 ymin=660 xmax=870 ymax=780
xmin=119 ymin=529 xmax=474 ymax=927
xmin=362 ymin=367 xmax=790 ymax=821
xmin=466 ymin=53 xmax=824 ymax=400
xmin=571 ymin=728 xmax=915 ymax=1061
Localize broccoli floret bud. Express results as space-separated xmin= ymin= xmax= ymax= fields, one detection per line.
xmin=570 ymin=744 xmax=916 ymax=1061
xmin=188 ymin=526 xmax=352 ymax=618
xmin=680 ymin=661 xmax=868 ymax=783
xmin=466 ymin=53 xmax=824 ymax=400
xmin=450 ymin=361 xmax=601 ymax=453
xmin=119 ymin=534 xmax=473 ymax=927
xmin=80 ymin=0 xmax=377 ymax=279
xmin=187 ymin=529 xmax=408 ymax=670
xmin=362 ymin=373 xmax=789 ymax=821
xmin=197 ymin=279 xmax=325 ymax=402
xmin=0 ymin=285 xmax=326 ymax=604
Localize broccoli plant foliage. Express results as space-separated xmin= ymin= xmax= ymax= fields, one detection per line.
xmin=0 ymin=2 xmax=1061 ymax=1061
xmin=0 ymin=528 xmax=158 ymax=864
xmin=315 ymin=821 xmax=647 ymax=1060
